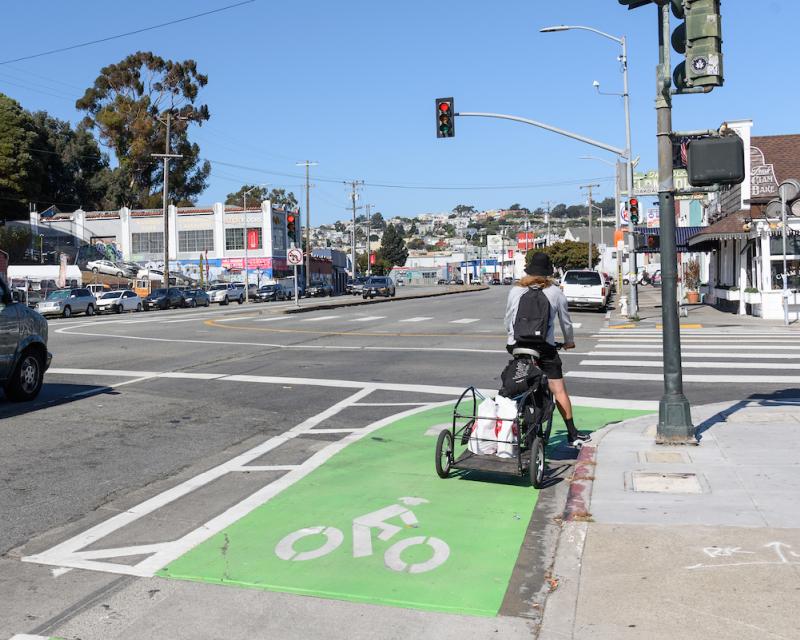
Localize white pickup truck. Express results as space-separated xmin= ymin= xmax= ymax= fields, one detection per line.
xmin=561 ymin=270 xmax=607 ymax=312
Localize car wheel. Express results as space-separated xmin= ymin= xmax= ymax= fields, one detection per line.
xmin=86 ymin=304 xmax=95 ymax=316
xmin=222 ymin=296 xmax=229 ymax=306
xmin=92 ymin=267 xmax=99 ymax=273
xmin=391 ymin=289 xmax=396 ymax=297
xmin=136 ymin=302 xmax=143 ymax=312
xmin=191 ymin=299 xmax=197 ymax=308
xmin=205 ymin=300 xmax=210 ymax=307
xmin=115 ymin=304 xmax=123 ymax=314
xmin=116 ymin=271 xmax=124 ymax=278
xmin=238 ymin=296 xmax=244 ymax=304
xmin=3 ymin=349 xmax=45 ymax=402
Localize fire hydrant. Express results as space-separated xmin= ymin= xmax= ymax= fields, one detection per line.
xmin=619 ymin=296 xmax=629 ymax=318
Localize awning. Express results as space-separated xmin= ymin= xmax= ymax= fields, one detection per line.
xmin=633 ymin=226 xmax=706 ymax=253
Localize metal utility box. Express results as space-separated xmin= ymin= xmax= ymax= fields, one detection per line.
xmin=687 ymin=135 xmax=745 ymax=187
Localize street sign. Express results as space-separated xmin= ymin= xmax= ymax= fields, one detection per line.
xmin=287 ymin=248 xmax=303 ymax=266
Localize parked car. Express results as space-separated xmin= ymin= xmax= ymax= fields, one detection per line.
xmin=396 ymin=278 xmax=406 ymax=287
xmin=207 ymin=283 xmax=245 ymax=305
xmin=490 ymin=277 xmax=501 ymax=285
xmin=233 ymin=283 xmax=259 ymax=300
xmin=437 ymin=278 xmax=447 ymax=285
xmin=1 ymin=276 xmax=52 ymax=401
xmin=35 ymin=288 xmax=97 ymax=318
xmin=448 ymin=278 xmax=464 ymax=285
xmin=96 ymin=290 xmax=143 ymax=314
xmin=503 ymin=276 xmax=514 ymax=285
xmin=362 ymin=276 xmax=396 ymax=299
xmin=305 ymin=281 xmax=334 ymax=297
xmin=349 ymin=277 xmax=367 ymax=296
xmin=561 ymin=270 xmax=608 ymax=312
xmin=86 ymin=259 xmax=125 ymax=278
xmin=86 ymin=283 xmax=110 ymax=296
xmin=143 ymin=287 xmax=185 ymax=311
xmin=182 ymin=289 xmax=210 ymax=307
xmin=116 ymin=261 xmax=141 ymax=278
xmin=255 ymin=284 xmax=287 ymax=302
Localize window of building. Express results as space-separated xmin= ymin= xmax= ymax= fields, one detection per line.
xmin=225 ymin=228 xmax=244 ymax=251
xmin=131 ymin=232 xmax=163 ymax=254
xmin=769 ymin=234 xmax=800 ymax=256
xmin=770 ymin=259 xmax=800 ymax=291
xmin=179 ymin=229 xmax=215 ymax=252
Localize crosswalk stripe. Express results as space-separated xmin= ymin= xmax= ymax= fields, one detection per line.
xmin=401 ymin=317 xmax=433 ymax=322
xmin=579 ymin=359 xmax=800 ymax=370
xmin=300 ymin=315 xmax=340 ymax=322
xmin=596 ymin=343 xmax=800 ymax=351
xmin=566 ymin=371 xmax=800 ymax=384
xmin=588 ymin=351 xmax=800 ymax=359
xmin=450 ymin=318 xmax=479 ymax=324
xmin=349 ymin=316 xmax=386 ymax=322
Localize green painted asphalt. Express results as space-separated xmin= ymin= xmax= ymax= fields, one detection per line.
xmin=159 ymin=403 xmax=651 ymax=616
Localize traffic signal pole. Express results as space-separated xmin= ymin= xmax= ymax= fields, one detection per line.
xmin=656 ymin=2 xmax=695 ymax=443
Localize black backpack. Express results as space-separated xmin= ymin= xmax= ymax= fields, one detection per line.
xmin=498 ymin=355 xmax=543 ymax=398
xmin=512 ymin=287 xmax=551 ymax=344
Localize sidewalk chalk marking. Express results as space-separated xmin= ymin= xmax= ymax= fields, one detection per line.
xmin=687 ymin=541 xmax=800 ymax=570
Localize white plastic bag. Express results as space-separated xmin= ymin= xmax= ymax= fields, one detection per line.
xmin=469 ymin=398 xmax=498 ymax=454
xmin=495 ymin=396 xmax=519 ymax=459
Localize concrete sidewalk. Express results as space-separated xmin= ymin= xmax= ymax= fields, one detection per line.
xmin=539 ymin=394 xmax=800 ymax=640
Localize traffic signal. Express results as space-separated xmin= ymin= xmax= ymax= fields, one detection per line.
xmin=646 ymin=234 xmax=660 ymax=250
xmin=435 ymin=98 xmax=455 ymax=138
xmin=672 ymin=0 xmax=723 ymax=90
xmin=618 ymin=0 xmax=654 ymax=8
xmin=287 ymin=213 xmax=297 ymax=243
xmin=629 ymin=198 xmax=640 ymax=225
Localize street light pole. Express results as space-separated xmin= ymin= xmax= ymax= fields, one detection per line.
xmin=655 ymin=3 xmax=694 ymax=443
xmin=242 ymin=183 xmax=268 ymax=304
xmin=152 ymin=112 xmax=183 ymax=291
xmin=581 ymin=184 xmax=600 ymax=269
xmin=296 ymin=161 xmax=318 ymax=288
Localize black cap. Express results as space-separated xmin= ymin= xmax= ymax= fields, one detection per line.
xmin=525 ymin=252 xmax=554 ymax=276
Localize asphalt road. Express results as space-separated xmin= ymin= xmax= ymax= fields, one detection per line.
xmin=2 ymin=285 xmax=799 ymax=638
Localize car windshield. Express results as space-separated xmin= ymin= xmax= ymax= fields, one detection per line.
xmin=209 ymin=284 xmax=227 ymax=291
xmin=151 ymin=288 xmax=167 ymax=296
xmin=564 ymin=272 xmax=602 ymax=285
xmin=101 ymin=292 xmax=122 ymax=299
xmin=46 ymin=290 xmax=71 ymax=300
xmin=261 ymin=285 xmax=277 ymax=291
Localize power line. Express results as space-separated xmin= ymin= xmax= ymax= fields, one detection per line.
xmin=0 ymin=0 xmax=256 ymax=65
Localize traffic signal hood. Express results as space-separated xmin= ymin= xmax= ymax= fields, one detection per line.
xmin=629 ymin=198 xmax=640 ymax=225
xmin=287 ymin=213 xmax=297 ymax=243
xmin=436 ymin=98 xmax=455 ymax=138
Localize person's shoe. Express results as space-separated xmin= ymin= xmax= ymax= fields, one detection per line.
xmin=568 ymin=433 xmax=592 ymax=448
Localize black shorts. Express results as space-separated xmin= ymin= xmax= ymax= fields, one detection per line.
xmin=506 ymin=343 xmax=564 ymax=380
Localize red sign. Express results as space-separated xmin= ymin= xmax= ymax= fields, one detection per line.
xmin=247 ymin=229 xmax=260 ymax=250
xmin=517 ymin=232 xmax=536 ymax=251
xmin=369 ymin=253 xmax=376 ymax=265
xmin=508 ymin=249 xmax=514 ymax=258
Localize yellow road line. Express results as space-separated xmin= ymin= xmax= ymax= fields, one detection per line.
xmin=609 ymin=324 xmax=636 ymax=329
xmin=656 ymin=323 xmax=703 ymax=329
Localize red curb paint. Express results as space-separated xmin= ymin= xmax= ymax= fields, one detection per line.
xmin=564 ymin=444 xmax=597 ymax=521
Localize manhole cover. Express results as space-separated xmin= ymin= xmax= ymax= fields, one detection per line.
xmin=631 ymin=472 xmax=703 ymax=494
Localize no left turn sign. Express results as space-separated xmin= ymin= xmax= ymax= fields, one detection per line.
xmin=287 ymin=248 xmax=303 ymax=266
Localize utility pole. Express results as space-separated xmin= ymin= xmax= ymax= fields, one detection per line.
xmin=580 ymin=184 xmax=600 ymax=268
xmin=348 ymin=180 xmax=364 ymax=276
xmin=296 ymin=161 xmax=318 ymax=288
xmin=655 ymin=3 xmax=693 ymax=443
xmin=544 ymin=201 xmax=552 ymax=247
xmin=152 ymin=112 xmax=183 ymax=291
xmin=365 ymin=203 xmax=372 ymax=276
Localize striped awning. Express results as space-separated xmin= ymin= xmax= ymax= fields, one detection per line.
xmin=634 ymin=226 xmax=706 ymax=253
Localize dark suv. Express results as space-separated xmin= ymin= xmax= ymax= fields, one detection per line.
xmin=1 ymin=276 xmax=52 ymax=401
xmin=362 ymin=276 xmax=396 ymax=299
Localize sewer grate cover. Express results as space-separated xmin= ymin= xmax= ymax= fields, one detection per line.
xmin=631 ymin=472 xmax=703 ymax=494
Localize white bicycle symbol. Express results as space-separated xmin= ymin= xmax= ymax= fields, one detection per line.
xmin=275 ymin=497 xmax=450 ymax=574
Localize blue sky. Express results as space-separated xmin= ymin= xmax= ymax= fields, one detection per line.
xmin=2 ymin=1 xmax=798 ymax=223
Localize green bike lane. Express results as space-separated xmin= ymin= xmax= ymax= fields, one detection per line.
xmin=156 ymin=402 xmax=651 ymax=618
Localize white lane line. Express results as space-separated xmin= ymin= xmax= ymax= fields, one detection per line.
xmin=450 ymin=318 xmax=480 ymax=324
xmin=48 ymin=367 xmax=161 ymax=377
xmin=588 ymin=351 xmax=800 ymax=359
xmin=349 ymin=316 xmax=386 ymax=322
xmin=353 ymin=402 xmax=435 ymax=407
xmin=23 ymin=387 xmax=378 ymax=577
xmin=400 ymin=316 xmax=433 ymax=322
xmin=252 ymin=316 xmax=293 ymax=322
xmin=300 ymin=315 xmax=341 ymax=322
xmin=157 ymin=372 xmax=227 ymax=380
xmin=232 ymin=465 xmax=299 ymax=472
xmin=306 ymin=428 xmax=360 ymax=434
xmin=579 ymin=359 xmax=800 ymax=370
xmin=10 ymin=635 xmax=50 ymax=639
xmin=567 ymin=371 xmax=800 ymax=384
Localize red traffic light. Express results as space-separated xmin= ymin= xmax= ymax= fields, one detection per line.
xmin=629 ymin=198 xmax=638 ymax=208
xmin=438 ymin=102 xmax=450 ymax=112
xmin=287 ymin=214 xmax=295 ymax=223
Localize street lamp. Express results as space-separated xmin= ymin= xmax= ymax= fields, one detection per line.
xmin=243 ymin=183 xmax=268 ymax=303
xmin=541 ymin=23 xmax=635 ymax=306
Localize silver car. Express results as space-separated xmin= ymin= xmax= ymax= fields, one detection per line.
xmin=96 ymin=290 xmax=143 ymax=314
xmin=1 ymin=276 xmax=52 ymax=401
xmin=35 ymin=288 xmax=97 ymax=318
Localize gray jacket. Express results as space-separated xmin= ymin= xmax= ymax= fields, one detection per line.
xmin=504 ymin=284 xmax=574 ymax=347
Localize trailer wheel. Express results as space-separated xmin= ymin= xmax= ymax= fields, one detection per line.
xmin=435 ymin=430 xmax=453 ymax=479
